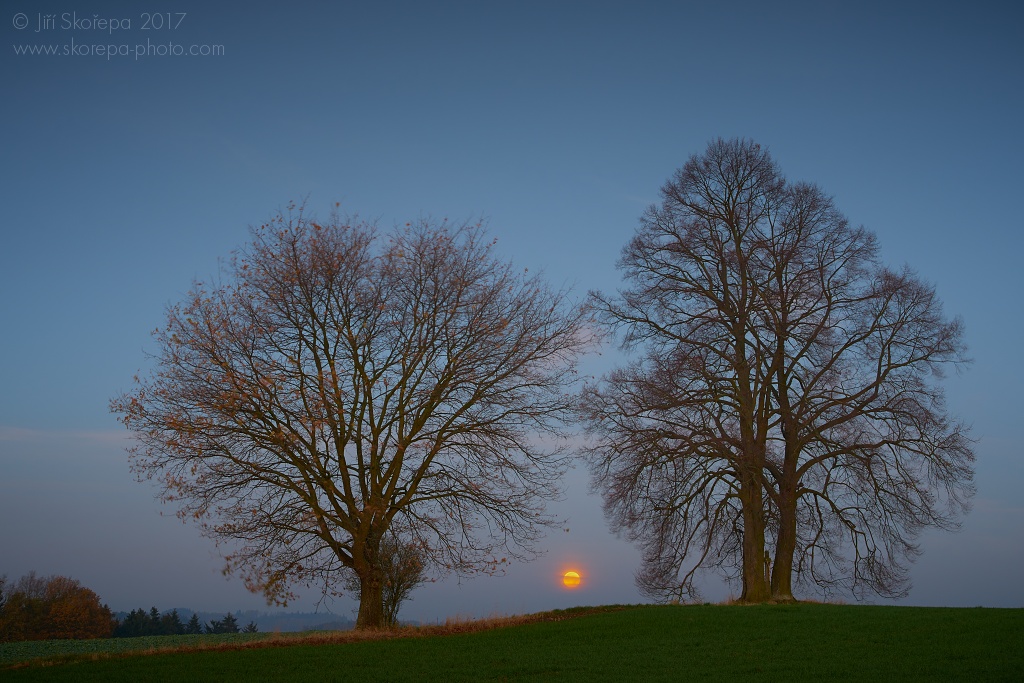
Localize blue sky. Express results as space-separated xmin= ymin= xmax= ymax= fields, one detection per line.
xmin=2 ymin=1 xmax=1022 ymax=619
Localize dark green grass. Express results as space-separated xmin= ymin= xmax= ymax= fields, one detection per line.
xmin=0 ymin=631 xmax=289 ymax=667
xmin=4 ymin=604 xmax=1022 ymax=682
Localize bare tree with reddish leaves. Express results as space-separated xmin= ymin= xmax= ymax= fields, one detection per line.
xmin=112 ymin=206 xmax=590 ymax=628
xmin=581 ymin=138 xmax=973 ymax=603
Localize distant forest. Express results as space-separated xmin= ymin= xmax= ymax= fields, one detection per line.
xmin=113 ymin=607 xmax=257 ymax=637
xmin=112 ymin=607 xmax=356 ymax=637
xmin=0 ymin=572 xmax=354 ymax=642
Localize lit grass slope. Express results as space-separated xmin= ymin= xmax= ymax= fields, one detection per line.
xmin=4 ymin=604 xmax=1022 ymax=682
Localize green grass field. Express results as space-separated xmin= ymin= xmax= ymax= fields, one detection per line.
xmin=3 ymin=604 xmax=1022 ymax=682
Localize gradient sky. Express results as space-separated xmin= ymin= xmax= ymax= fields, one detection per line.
xmin=2 ymin=1 xmax=1022 ymax=620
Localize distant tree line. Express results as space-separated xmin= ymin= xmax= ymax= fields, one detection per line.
xmin=113 ymin=607 xmax=257 ymax=637
xmin=0 ymin=572 xmax=256 ymax=642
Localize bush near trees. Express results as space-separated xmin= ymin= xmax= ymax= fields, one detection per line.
xmin=0 ymin=572 xmax=115 ymax=641
xmin=343 ymin=532 xmax=429 ymax=626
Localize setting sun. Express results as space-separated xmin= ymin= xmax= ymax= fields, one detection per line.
xmin=562 ymin=570 xmax=581 ymax=589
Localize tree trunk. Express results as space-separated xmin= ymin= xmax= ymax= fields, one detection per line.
xmin=771 ymin=497 xmax=797 ymax=602
xmin=770 ymin=352 xmax=799 ymax=603
xmin=739 ymin=476 xmax=771 ymax=603
xmin=733 ymin=325 xmax=771 ymax=604
xmin=356 ymin=574 xmax=385 ymax=629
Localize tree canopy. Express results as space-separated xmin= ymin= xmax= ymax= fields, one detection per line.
xmin=113 ymin=207 xmax=591 ymax=627
xmin=581 ymin=138 xmax=974 ymax=602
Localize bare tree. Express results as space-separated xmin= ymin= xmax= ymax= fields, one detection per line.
xmin=584 ymin=139 xmax=784 ymax=602
xmin=755 ymin=183 xmax=974 ymax=600
xmin=113 ymin=206 xmax=590 ymax=628
xmin=581 ymin=138 xmax=973 ymax=603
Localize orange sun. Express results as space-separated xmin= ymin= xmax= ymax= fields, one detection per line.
xmin=562 ymin=570 xmax=581 ymax=589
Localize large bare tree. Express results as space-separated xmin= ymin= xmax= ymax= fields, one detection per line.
xmin=113 ymin=206 xmax=590 ymax=628
xmin=756 ymin=182 xmax=974 ymax=600
xmin=584 ymin=139 xmax=784 ymax=602
xmin=581 ymin=138 xmax=973 ymax=603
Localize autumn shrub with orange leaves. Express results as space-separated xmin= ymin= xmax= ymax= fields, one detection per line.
xmin=0 ymin=572 xmax=115 ymax=642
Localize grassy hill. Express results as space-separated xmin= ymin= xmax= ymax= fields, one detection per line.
xmin=4 ymin=603 xmax=1022 ymax=681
